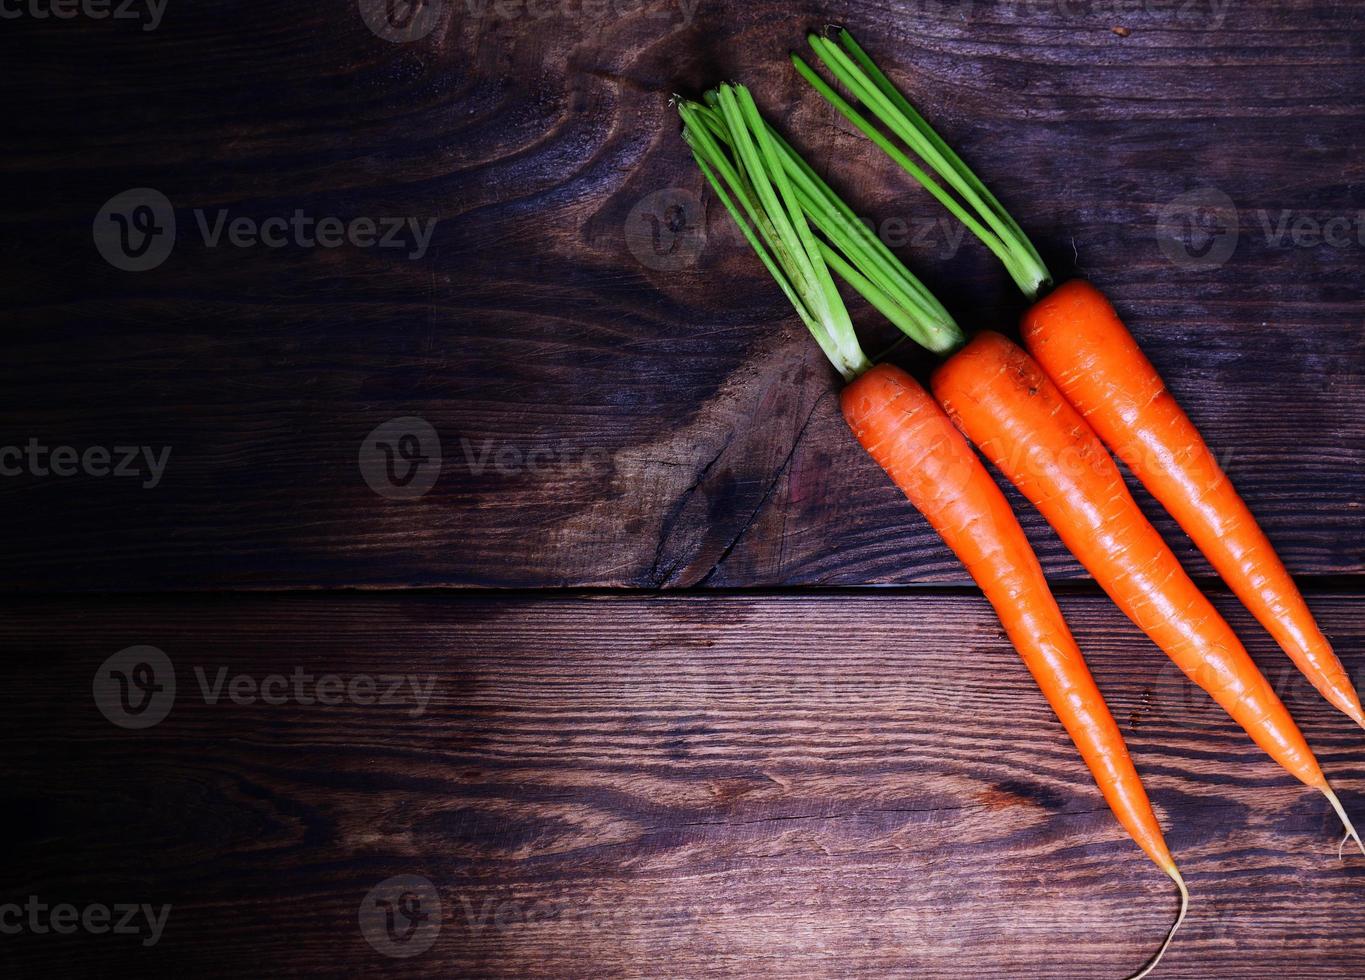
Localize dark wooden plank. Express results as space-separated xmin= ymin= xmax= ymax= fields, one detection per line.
xmin=2 ymin=2 xmax=1363 ymax=590
xmin=2 ymin=592 xmax=1363 ymax=977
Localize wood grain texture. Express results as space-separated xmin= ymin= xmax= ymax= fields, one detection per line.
xmin=4 ymin=5 xmax=1364 ymax=979
xmin=2 ymin=592 xmax=1363 ymax=977
xmin=1 ymin=1 xmax=1362 ymax=590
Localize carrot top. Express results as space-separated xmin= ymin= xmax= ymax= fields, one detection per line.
xmin=676 ymin=83 xmax=965 ymax=380
xmin=794 ymin=29 xmax=1053 ymax=300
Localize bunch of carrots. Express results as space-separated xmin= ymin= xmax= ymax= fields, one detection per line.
xmin=673 ymin=29 xmax=1360 ymax=979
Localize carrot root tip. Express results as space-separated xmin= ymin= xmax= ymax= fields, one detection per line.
xmin=1321 ymin=786 xmax=1365 ymax=859
xmin=1123 ymin=867 xmax=1188 ymax=980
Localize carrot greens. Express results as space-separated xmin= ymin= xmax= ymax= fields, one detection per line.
xmin=794 ymin=30 xmax=1052 ymax=299
xmin=677 ymin=84 xmax=964 ymax=369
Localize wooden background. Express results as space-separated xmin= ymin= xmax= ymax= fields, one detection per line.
xmin=2 ymin=0 xmax=1362 ymax=976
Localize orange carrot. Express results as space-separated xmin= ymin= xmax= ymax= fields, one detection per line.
xmin=797 ymin=29 xmax=1364 ymax=732
xmin=932 ymin=332 xmax=1363 ymax=853
xmin=679 ymin=86 xmax=1188 ymax=975
xmin=846 ymin=364 xmax=1187 ymax=895
xmin=1023 ymin=280 xmax=1365 ymax=730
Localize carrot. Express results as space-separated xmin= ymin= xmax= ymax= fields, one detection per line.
xmin=796 ymin=27 xmax=1365 ymax=734
xmin=846 ymin=364 xmax=1188 ymax=980
xmin=931 ymin=331 xmax=1363 ymax=855
xmin=1023 ymin=281 xmax=1365 ymax=730
xmin=845 ymin=362 xmax=1188 ymax=886
xmin=678 ymin=82 xmax=1187 ymax=978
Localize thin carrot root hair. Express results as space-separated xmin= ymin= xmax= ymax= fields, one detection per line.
xmin=1125 ymin=867 xmax=1188 ymax=980
xmin=1322 ymin=785 xmax=1365 ymax=859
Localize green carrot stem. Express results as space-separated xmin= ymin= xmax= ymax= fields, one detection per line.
xmin=835 ymin=30 xmax=1042 ymax=274
xmin=798 ymin=30 xmax=1052 ymax=300
xmin=677 ymin=87 xmax=964 ymax=365
xmin=790 ymin=53 xmax=1023 ymax=290
xmin=681 ymin=87 xmax=869 ymax=379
